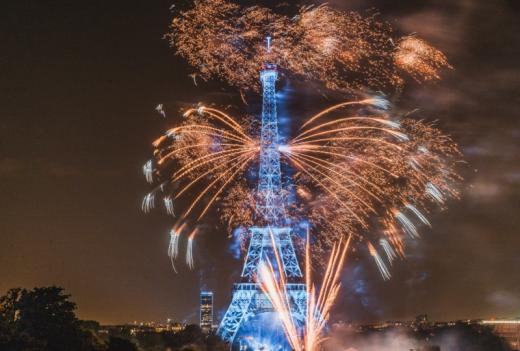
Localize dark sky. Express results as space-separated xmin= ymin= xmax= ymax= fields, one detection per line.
xmin=1 ymin=0 xmax=519 ymax=325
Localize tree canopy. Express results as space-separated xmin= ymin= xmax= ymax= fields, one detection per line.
xmin=0 ymin=286 xmax=100 ymax=351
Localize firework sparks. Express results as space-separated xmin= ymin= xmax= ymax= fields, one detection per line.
xmin=155 ymin=103 xmax=166 ymax=118
xmin=140 ymin=3 xmax=464 ymax=349
xmin=166 ymin=1 xmax=450 ymax=93
xmin=141 ymin=193 xmax=155 ymax=213
xmin=186 ymin=228 xmax=199 ymax=270
xmin=278 ymin=98 xmax=461 ymax=275
xmin=394 ymin=35 xmax=452 ymax=82
xmin=167 ymin=223 xmax=186 ymax=273
xmin=258 ymin=260 xmax=302 ymax=351
xmin=368 ymin=241 xmax=392 ymax=280
xmin=143 ymin=104 xmax=260 ymax=269
xmin=305 ymin=236 xmax=352 ymax=350
xmin=145 ymin=0 xmax=459 ymax=276
xmin=258 ymin=233 xmax=352 ymax=351
xmin=143 ymin=160 xmax=153 ymax=183
xmin=168 ymin=227 xmax=181 ymax=260
xmin=145 ymin=105 xmax=258 ymax=221
xmin=163 ymin=196 xmax=175 ymax=216
xmin=144 ymin=97 xmax=461 ymax=276
xmin=380 ymin=238 xmax=397 ymax=265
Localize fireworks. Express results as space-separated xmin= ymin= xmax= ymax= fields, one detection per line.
xmin=150 ymin=106 xmax=258 ymax=221
xmin=151 ymin=0 xmax=458 ymax=273
xmin=144 ymin=97 xmax=460 ymax=277
xmin=368 ymin=242 xmax=391 ymax=280
xmin=167 ymin=223 xmax=185 ymax=273
xmin=258 ymin=231 xmax=352 ymax=351
xmin=139 ymin=2 xmax=463 ymax=349
xmin=186 ymin=228 xmax=199 ymax=270
xmin=163 ymin=196 xmax=175 ymax=216
xmin=220 ymin=180 xmax=256 ymax=233
xmin=395 ymin=35 xmax=452 ymax=82
xmin=166 ymin=1 xmax=450 ymax=93
xmin=155 ymin=103 xmax=166 ymax=118
xmin=140 ymin=2 xmax=464 ymax=349
xmin=143 ymin=105 xmax=259 ymax=269
xmin=285 ymin=100 xmax=461 ymax=276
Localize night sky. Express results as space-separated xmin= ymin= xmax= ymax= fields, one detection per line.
xmin=1 ymin=0 xmax=519 ymax=325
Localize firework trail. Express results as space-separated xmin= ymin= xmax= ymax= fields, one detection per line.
xmin=143 ymin=160 xmax=153 ymax=183
xmin=155 ymin=103 xmax=166 ymax=118
xmin=144 ymin=97 xmax=461 ymax=275
xmin=280 ymin=98 xmax=460 ymax=277
xmin=305 ymin=236 xmax=352 ymax=351
xmin=368 ymin=242 xmax=391 ymax=280
xmin=140 ymin=3 xmax=462 ymax=350
xmin=395 ymin=35 xmax=452 ymax=82
xmin=145 ymin=1 xmax=460 ymax=275
xmin=168 ymin=223 xmax=185 ymax=259
xmin=167 ymin=223 xmax=186 ymax=273
xmin=163 ymin=196 xmax=175 ymax=216
xmin=141 ymin=192 xmax=155 ymax=213
xmin=257 ymin=233 xmax=352 ymax=351
xmin=186 ymin=228 xmax=199 ymax=270
xmin=258 ymin=260 xmax=302 ymax=351
xmin=166 ymin=0 xmax=451 ymax=92
xmin=379 ymin=238 xmax=397 ymax=265
xmin=145 ymin=105 xmax=258 ymax=220
xmin=143 ymin=104 xmax=259 ymax=269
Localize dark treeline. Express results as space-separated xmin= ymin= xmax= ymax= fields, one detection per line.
xmin=1 ymin=286 xmax=515 ymax=351
xmin=0 ymin=287 xmax=226 ymax=351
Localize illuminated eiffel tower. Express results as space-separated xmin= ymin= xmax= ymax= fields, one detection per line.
xmin=218 ymin=38 xmax=306 ymax=350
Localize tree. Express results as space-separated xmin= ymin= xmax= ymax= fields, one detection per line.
xmin=0 ymin=286 xmax=100 ymax=351
xmin=107 ymin=336 xmax=138 ymax=351
xmin=162 ymin=324 xmax=204 ymax=350
xmin=204 ymin=333 xmax=228 ymax=351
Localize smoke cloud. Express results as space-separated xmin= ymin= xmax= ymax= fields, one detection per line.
xmin=325 ymin=324 xmax=511 ymax=351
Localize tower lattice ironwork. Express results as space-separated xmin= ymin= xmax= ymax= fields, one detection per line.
xmin=218 ymin=57 xmax=307 ymax=350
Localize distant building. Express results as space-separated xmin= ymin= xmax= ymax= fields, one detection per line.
xmin=200 ymin=291 xmax=214 ymax=333
xmin=416 ymin=314 xmax=428 ymax=324
xmin=166 ymin=318 xmax=185 ymax=332
xmin=481 ymin=320 xmax=520 ymax=349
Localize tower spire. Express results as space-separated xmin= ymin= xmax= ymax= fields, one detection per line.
xmin=256 ymin=63 xmax=285 ymax=224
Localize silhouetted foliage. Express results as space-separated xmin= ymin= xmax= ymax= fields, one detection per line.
xmin=107 ymin=336 xmax=138 ymax=351
xmin=204 ymin=333 xmax=228 ymax=351
xmin=162 ymin=324 xmax=204 ymax=350
xmin=135 ymin=331 xmax=166 ymax=351
xmin=0 ymin=286 xmax=100 ymax=351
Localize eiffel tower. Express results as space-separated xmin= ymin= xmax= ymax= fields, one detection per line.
xmin=218 ymin=40 xmax=306 ymax=350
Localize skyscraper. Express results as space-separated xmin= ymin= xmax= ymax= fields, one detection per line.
xmin=200 ymin=291 xmax=214 ymax=333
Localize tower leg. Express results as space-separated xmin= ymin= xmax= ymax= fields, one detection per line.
xmin=217 ymin=284 xmax=255 ymax=343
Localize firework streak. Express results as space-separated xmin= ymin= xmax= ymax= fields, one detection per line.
xmin=257 ymin=232 xmax=352 ymax=351
xmin=166 ymin=0 xmax=451 ymax=92
xmin=141 ymin=2 xmax=463 ymax=348
xmin=143 ymin=98 xmax=461 ymax=277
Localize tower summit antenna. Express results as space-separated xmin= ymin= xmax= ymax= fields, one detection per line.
xmin=266 ymin=35 xmax=272 ymax=53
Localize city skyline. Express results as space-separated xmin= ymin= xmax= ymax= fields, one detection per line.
xmin=1 ymin=0 xmax=519 ymax=327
